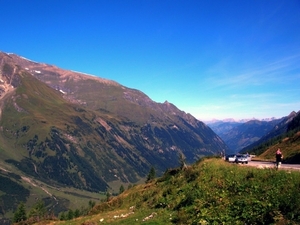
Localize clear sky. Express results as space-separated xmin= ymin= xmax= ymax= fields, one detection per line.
xmin=1 ymin=0 xmax=300 ymax=121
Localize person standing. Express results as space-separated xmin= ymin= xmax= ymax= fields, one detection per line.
xmin=275 ymin=148 xmax=283 ymax=169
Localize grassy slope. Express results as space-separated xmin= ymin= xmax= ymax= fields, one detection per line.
xmin=0 ymin=70 xmax=115 ymax=172
xmin=36 ymin=158 xmax=300 ymax=225
xmin=63 ymin=78 xmax=155 ymax=125
xmin=1 ymin=71 xmax=73 ymax=147
xmin=246 ymin=124 xmax=300 ymax=163
xmin=257 ymin=131 xmax=300 ymax=162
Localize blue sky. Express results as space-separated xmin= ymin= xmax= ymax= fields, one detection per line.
xmin=1 ymin=0 xmax=300 ymax=121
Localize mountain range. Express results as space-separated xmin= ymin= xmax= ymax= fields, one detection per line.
xmin=241 ymin=111 xmax=300 ymax=160
xmin=208 ymin=118 xmax=283 ymax=153
xmin=0 ymin=51 xmax=229 ymax=219
xmin=208 ymin=111 xmax=300 ymax=155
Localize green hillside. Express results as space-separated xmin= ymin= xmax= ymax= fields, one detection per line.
xmin=13 ymin=158 xmax=300 ymax=225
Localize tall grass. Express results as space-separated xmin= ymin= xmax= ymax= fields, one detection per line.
xmin=52 ymin=158 xmax=300 ymax=225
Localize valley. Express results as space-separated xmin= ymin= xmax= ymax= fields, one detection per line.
xmin=0 ymin=164 xmax=103 ymax=211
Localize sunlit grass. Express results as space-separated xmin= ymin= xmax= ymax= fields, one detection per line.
xmin=37 ymin=158 xmax=300 ymax=225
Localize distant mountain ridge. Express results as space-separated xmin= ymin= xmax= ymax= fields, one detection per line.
xmin=241 ymin=111 xmax=300 ymax=155
xmin=207 ymin=111 xmax=300 ymax=156
xmin=205 ymin=117 xmax=278 ymax=125
xmin=208 ymin=118 xmax=285 ymax=154
xmin=0 ymin=51 xmax=228 ymax=194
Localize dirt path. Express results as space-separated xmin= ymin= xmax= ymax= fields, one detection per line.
xmin=246 ymin=161 xmax=300 ymax=171
xmin=21 ymin=176 xmax=56 ymax=197
xmin=1 ymin=165 xmax=59 ymax=207
xmin=21 ymin=176 xmax=59 ymax=210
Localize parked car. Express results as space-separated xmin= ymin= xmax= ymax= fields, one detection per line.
xmin=225 ymin=154 xmax=236 ymax=162
xmin=235 ymin=154 xmax=248 ymax=164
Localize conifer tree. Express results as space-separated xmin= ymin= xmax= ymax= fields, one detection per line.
xmin=60 ymin=212 xmax=66 ymax=221
xmin=74 ymin=208 xmax=81 ymax=218
xmin=88 ymin=200 xmax=96 ymax=209
xmin=13 ymin=202 xmax=27 ymax=223
xmin=119 ymin=184 xmax=125 ymax=194
xmin=67 ymin=209 xmax=74 ymax=220
xmin=28 ymin=200 xmax=46 ymax=221
xmin=106 ymin=191 xmax=111 ymax=202
xmin=146 ymin=166 xmax=156 ymax=183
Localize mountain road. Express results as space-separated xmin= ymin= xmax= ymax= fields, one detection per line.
xmin=246 ymin=160 xmax=300 ymax=171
